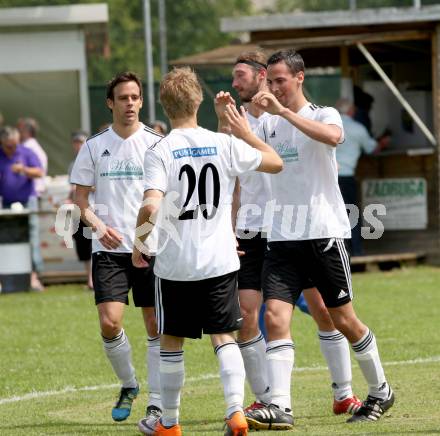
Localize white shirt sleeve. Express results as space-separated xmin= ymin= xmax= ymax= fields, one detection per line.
xmin=319 ymin=107 xmax=345 ymax=144
xmin=144 ymin=148 xmax=168 ymax=193
xmin=229 ymin=135 xmax=262 ymax=177
xmin=69 ymin=141 xmax=95 ymax=186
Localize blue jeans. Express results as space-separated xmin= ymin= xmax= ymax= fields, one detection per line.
xmin=27 ymin=196 xmax=44 ymax=273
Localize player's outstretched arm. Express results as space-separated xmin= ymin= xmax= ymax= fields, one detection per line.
xmin=252 ymin=91 xmax=342 ymax=146
xmin=224 ymin=104 xmax=283 ymax=174
xmin=74 ymin=185 xmax=123 ymax=250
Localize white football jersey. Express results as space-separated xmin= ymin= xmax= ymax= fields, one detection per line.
xmin=257 ymin=103 xmax=351 ymax=241
xmin=70 ymin=123 xmax=162 ymax=253
xmin=236 ymin=111 xmax=272 ymax=232
xmin=144 ymin=127 xmax=262 ymax=281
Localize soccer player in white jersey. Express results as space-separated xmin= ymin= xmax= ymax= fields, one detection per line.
xmin=216 ymin=51 xmax=362 ymax=425
xmin=215 ymin=51 xmax=272 ymax=414
xmin=245 ymin=49 xmax=394 ymax=428
xmin=70 ymin=72 xmax=163 ymax=423
xmin=132 ymin=67 xmax=283 ymax=436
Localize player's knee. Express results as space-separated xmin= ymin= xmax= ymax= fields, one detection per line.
xmin=264 ymin=307 xmax=289 ymax=335
xmin=240 ymin=304 xmax=259 ymax=326
xmin=238 ymin=316 xmax=259 ymax=341
xmin=100 ymin=318 xmax=121 ymax=339
xmin=311 ymin=306 xmax=335 ymax=331
xmin=331 ymin=314 xmax=362 ymax=338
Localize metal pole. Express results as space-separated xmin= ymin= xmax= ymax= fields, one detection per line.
xmin=349 ymin=0 xmax=356 ymax=11
xmin=143 ymin=0 xmax=155 ymax=123
xmin=413 ymin=0 xmax=421 ymax=9
xmin=158 ymin=0 xmax=168 ymax=77
xmin=357 ymin=42 xmax=436 ymax=146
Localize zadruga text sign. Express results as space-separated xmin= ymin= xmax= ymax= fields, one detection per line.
xmin=361 ymin=178 xmax=427 ymax=230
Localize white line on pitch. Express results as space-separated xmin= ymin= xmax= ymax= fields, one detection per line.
xmin=1 ymin=355 xmax=439 ymax=406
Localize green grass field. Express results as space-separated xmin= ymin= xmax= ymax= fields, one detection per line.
xmin=1 ymin=266 xmax=440 ymax=435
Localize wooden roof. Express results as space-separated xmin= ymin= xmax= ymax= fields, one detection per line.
xmin=171 ymin=43 xmax=262 ymax=67
xmin=221 ymin=4 xmax=440 ymax=33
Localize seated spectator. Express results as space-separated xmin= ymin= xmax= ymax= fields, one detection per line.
xmin=17 ymin=117 xmax=48 ymax=198
xmin=68 ymin=130 xmax=93 ymax=290
xmin=0 ymin=126 xmax=45 ymax=291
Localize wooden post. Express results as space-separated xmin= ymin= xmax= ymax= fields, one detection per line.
xmin=340 ymin=46 xmax=350 ymax=77
xmin=340 ymin=46 xmax=353 ymax=100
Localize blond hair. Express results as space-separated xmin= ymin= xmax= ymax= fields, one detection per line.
xmin=159 ymin=67 xmax=203 ymax=120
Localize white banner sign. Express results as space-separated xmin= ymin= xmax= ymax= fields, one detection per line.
xmin=362 ymin=178 xmax=427 ymax=230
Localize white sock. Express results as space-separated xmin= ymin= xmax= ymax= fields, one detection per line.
xmin=147 ymin=336 xmax=161 ymax=409
xmin=266 ymin=339 xmax=294 ymax=412
xmin=160 ymin=350 xmax=184 ymax=427
xmin=102 ymin=329 xmax=137 ymax=388
xmin=238 ymin=332 xmax=271 ymax=404
xmin=215 ymin=342 xmax=246 ymax=418
xmin=352 ymin=329 xmax=388 ymax=400
xmin=318 ymin=330 xmax=353 ymax=401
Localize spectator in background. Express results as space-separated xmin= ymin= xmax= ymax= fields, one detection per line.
xmin=335 ymin=98 xmax=390 ymax=256
xmin=353 ymin=85 xmax=374 ymax=135
xmin=149 ymin=120 xmax=168 ymax=135
xmin=68 ymin=130 xmax=93 ymax=290
xmin=17 ymin=117 xmax=48 ymax=199
xmin=0 ymin=113 xmax=4 ymax=147
xmin=0 ymin=126 xmax=45 ymax=291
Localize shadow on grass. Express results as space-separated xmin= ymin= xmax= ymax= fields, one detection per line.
xmin=0 ymin=421 xmax=135 ymax=433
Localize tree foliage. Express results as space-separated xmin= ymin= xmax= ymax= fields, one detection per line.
xmin=0 ymin=0 xmax=251 ymax=83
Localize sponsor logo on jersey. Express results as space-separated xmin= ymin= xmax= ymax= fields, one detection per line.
xmin=100 ymin=158 xmax=143 ymax=179
xmin=101 ymin=149 xmax=111 ymax=157
xmin=273 ymin=140 xmax=298 ymax=162
xmin=270 ymin=130 xmax=276 ymax=138
xmin=172 ymin=147 xmax=217 ymax=159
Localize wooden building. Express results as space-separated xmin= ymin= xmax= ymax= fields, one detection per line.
xmin=0 ymin=4 xmax=109 ymax=174
xmin=174 ymin=4 xmax=440 ymax=261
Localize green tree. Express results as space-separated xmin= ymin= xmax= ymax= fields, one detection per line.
xmin=163 ymin=0 xmax=251 ymax=62
xmin=0 ymin=0 xmax=251 ymax=83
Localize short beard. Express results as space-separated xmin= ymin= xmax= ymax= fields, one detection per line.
xmin=239 ymin=88 xmax=258 ymax=103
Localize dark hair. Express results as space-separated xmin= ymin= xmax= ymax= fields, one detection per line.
xmin=106 ymin=71 xmax=143 ymax=100
xmin=18 ymin=117 xmax=39 ymax=137
xmin=267 ymin=49 xmax=305 ymax=75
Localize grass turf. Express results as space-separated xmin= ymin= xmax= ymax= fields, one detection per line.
xmin=0 ymin=266 xmax=439 ymax=435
